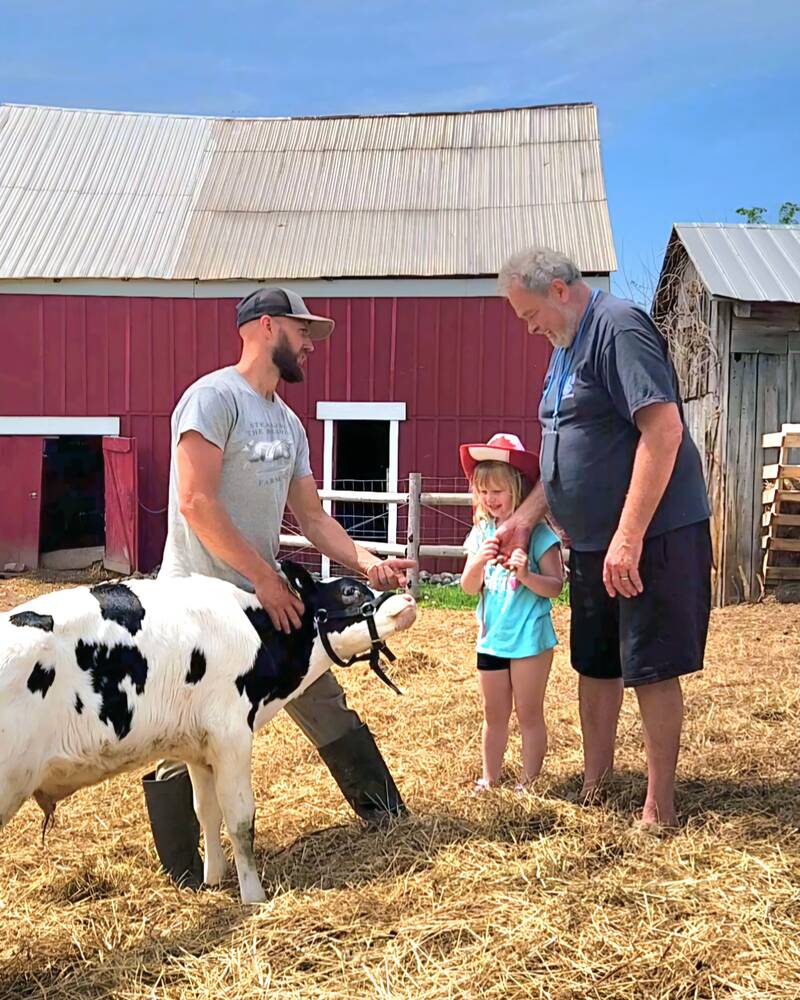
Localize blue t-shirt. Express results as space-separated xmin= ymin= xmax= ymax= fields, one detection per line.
xmin=538 ymin=291 xmax=710 ymax=551
xmin=464 ymin=520 xmax=560 ymax=658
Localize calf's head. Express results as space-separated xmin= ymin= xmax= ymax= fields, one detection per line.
xmin=282 ymin=561 xmax=416 ymax=690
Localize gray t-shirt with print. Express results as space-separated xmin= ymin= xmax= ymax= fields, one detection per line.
xmin=159 ymin=366 xmax=312 ymax=590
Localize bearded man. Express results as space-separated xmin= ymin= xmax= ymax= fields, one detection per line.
xmin=143 ymin=287 xmax=414 ymax=887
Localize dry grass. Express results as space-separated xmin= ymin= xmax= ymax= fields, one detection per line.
xmin=1 ymin=575 xmax=799 ymax=999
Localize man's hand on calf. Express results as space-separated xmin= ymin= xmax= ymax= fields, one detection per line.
xmin=255 ymin=568 xmax=305 ymax=633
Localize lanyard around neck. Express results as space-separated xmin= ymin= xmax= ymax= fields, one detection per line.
xmin=546 ymin=288 xmax=600 ymax=424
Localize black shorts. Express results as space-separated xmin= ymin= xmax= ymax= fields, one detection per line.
xmin=477 ymin=653 xmax=511 ymax=672
xmin=569 ymin=519 xmax=711 ymax=687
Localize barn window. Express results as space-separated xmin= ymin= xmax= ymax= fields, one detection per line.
xmin=315 ymin=402 xmax=406 ymax=578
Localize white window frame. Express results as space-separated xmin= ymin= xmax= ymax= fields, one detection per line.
xmin=0 ymin=416 xmax=120 ymax=435
xmin=315 ymin=402 xmax=406 ymax=577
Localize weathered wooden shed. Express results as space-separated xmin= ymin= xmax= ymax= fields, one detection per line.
xmin=653 ymin=223 xmax=800 ymax=604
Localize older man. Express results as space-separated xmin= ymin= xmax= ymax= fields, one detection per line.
xmin=495 ymin=248 xmax=711 ymax=827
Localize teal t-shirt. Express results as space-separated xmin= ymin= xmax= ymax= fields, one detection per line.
xmin=464 ymin=520 xmax=561 ymax=658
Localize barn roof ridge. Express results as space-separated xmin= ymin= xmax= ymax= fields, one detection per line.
xmin=0 ymin=101 xmax=616 ymax=281
xmin=1 ymin=100 xmax=597 ymax=123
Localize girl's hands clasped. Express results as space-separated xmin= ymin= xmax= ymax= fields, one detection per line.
xmin=476 ymin=538 xmax=500 ymax=565
xmin=506 ymin=547 xmax=530 ymax=579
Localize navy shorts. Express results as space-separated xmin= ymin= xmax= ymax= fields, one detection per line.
xmin=568 ymin=519 xmax=712 ymax=687
xmin=477 ymin=653 xmax=512 ymax=671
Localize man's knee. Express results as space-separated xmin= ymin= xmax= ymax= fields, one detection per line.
xmin=284 ymin=673 xmax=363 ymax=748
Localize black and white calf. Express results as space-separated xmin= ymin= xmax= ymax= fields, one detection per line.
xmin=0 ymin=562 xmax=416 ymax=903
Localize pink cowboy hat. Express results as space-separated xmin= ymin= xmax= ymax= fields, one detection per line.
xmin=459 ymin=432 xmax=539 ymax=484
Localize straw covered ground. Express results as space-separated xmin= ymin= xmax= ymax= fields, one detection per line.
xmin=1 ymin=573 xmax=799 ymax=999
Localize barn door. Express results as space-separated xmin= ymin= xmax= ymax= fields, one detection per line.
xmin=103 ymin=436 xmax=139 ymax=575
xmin=0 ymin=436 xmax=44 ymax=570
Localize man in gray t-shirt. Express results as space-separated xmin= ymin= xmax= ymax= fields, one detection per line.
xmin=159 ymin=366 xmax=313 ymax=590
xmin=142 ymin=287 xmax=415 ymax=889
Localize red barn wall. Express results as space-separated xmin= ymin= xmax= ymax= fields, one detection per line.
xmin=0 ymin=293 xmax=551 ymax=570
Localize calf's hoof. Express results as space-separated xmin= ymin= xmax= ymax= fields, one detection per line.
xmin=240 ymin=886 xmax=267 ymax=905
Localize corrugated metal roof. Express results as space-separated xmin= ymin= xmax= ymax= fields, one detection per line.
xmin=674 ymin=223 xmax=800 ymax=303
xmin=0 ymin=102 xmax=616 ymax=280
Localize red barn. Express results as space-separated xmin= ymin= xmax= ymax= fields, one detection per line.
xmin=0 ymin=102 xmax=615 ymax=573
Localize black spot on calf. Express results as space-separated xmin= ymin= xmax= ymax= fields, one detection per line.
xmin=90 ymin=583 xmax=146 ymax=636
xmin=75 ymin=639 xmax=148 ymax=739
xmin=27 ymin=662 xmax=56 ymax=698
xmin=75 ymin=694 xmax=84 ymax=714
xmin=10 ymin=611 xmax=54 ymax=632
xmin=235 ymin=607 xmax=315 ymax=729
xmin=186 ymin=649 xmax=207 ymax=685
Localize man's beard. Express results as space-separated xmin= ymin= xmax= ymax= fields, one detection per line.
xmin=273 ymin=332 xmax=305 ymax=383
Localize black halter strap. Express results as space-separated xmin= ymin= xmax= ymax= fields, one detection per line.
xmin=314 ymin=591 xmax=403 ymax=696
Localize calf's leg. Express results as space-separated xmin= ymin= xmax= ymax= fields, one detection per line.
xmin=0 ymin=784 xmax=30 ymax=830
xmin=186 ymin=762 xmax=226 ymax=886
xmin=208 ymin=737 xmax=265 ymax=904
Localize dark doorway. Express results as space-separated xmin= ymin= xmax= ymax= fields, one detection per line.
xmin=39 ymin=437 xmax=105 ymax=558
xmin=334 ymin=421 xmax=390 ymax=542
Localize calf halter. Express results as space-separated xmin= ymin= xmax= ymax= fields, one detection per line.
xmin=314 ymin=591 xmax=403 ymax=695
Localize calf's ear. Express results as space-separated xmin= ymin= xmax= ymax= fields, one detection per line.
xmin=281 ymin=560 xmax=317 ymax=596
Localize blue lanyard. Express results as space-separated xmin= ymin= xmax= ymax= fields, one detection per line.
xmin=545 ymin=288 xmax=600 ymax=426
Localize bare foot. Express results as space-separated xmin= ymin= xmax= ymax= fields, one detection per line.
xmin=638 ymin=796 xmax=679 ymax=828
xmin=571 ymin=775 xmax=610 ymax=805
xmin=473 ymin=778 xmax=494 ymax=796
xmin=631 ymin=816 xmax=679 ymax=837
xmin=640 ymin=802 xmax=678 ymax=828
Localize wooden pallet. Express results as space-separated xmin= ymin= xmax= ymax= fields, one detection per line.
xmin=761 ymin=426 xmax=800 ymax=584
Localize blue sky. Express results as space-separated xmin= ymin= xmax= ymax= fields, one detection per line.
xmin=2 ymin=0 xmax=798 ymax=298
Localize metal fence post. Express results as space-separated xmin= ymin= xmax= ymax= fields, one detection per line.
xmin=407 ymin=472 xmax=422 ymax=598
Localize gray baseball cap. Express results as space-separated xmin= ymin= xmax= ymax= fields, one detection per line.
xmin=236 ymin=287 xmax=335 ymax=340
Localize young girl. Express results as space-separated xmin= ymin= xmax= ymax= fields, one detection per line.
xmin=459 ymin=433 xmax=563 ymax=791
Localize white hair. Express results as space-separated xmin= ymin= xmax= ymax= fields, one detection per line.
xmin=497 ymin=247 xmax=582 ymax=295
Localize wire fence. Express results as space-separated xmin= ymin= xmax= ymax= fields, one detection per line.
xmin=277 ymin=475 xmax=474 ymax=579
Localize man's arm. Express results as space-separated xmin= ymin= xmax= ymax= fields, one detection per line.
xmin=603 ymin=401 xmax=683 ymax=598
xmin=493 ymin=480 xmax=549 ymax=563
xmin=288 ymin=475 xmax=416 ymax=589
xmin=176 ymin=430 xmax=304 ymax=632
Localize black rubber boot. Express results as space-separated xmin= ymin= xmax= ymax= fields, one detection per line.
xmin=317 ymin=723 xmax=406 ymax=826
xmin=142 ymin=769 xmax=204 ymax=890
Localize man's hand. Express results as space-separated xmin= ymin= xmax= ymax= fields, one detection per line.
xmin=492 ymin=481 xmax=547 ymax=566
xmin=602 ymin=528 xmax=644 ymax=599
xmin=366 ymin=557 xmax=417 ymax=591
xmin=254 ymin=568 xmax=305 ymax=633
xmin=493 ymin=514 xmax=532 ymax=566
